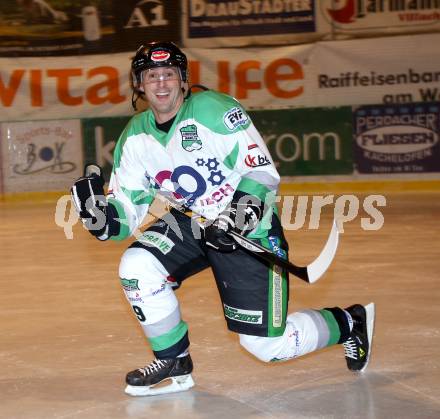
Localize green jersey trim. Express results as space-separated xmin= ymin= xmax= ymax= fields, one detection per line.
xmin=121 ymin=186 xmax=156 ymax=206
xmin=236 ymin=177 xmax=270 ymax=202
xmin=223 ymin=141 xmax=240 ymax=170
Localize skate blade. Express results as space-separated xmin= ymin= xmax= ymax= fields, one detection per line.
xmin=359 ymin=302 xmax=375 ymax=373
xmin=125 ymin=374 xmax=195 ymax=397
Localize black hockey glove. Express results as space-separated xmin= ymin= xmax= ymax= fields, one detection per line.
xmin=70 ymin=164 xmax=118 ymax=240
xmin=203 ymin=191 xmax=265 ymax=252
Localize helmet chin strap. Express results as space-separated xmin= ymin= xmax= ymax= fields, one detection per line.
xmin=131 ymin=89 xmax=142 ymax=111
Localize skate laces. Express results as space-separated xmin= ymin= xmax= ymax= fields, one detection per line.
xmin=138 ymin=359 xmax=168 ymax=376
xmin=343 ymin=337 xmax=358 ymax=360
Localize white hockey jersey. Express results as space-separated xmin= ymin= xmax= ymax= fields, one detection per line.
xmin=108 ymin=90 xmax=280 ymax=241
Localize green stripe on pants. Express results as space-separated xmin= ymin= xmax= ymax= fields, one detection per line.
xmin=261 ymin=237 xmax=288 ymax=337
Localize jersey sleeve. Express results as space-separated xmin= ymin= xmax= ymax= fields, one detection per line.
xmin=192 ymin=91 xmax=280 ymax=237
xmin=223 ymin=104 xmax=281 ymax=237
xmin=232 ymin=122 xmax=280 ymax=202
xmin=194 ymin=91 xmax=280 ymax=203
xmin=106 ymin=120 xmax=157 ymax=241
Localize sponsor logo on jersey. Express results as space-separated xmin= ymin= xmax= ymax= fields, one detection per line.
xmin=180 ymin=124 xmax=202 ymax=151
xmin=245 ymin=144 xmax=271 ymax=168
xmin=224 ymin=107 xmax=249 ymax=131
xmin=121 ymin=278 xmax=140 ymax=291
xmin=198 ymin=183 xmax=234 ymax=207
xmin=139 ymin=231 xmax=174 ymax=254
xmin=151 ymin=50 xmax=170 ymax=62
xmin=223 ymin=304 xmax=262 ymax=324
xmin=155 ymin=165 xmax=206 ymax=205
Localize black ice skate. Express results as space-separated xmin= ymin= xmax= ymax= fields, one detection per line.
xmin=125 ymin=354 xmax=194 ymax=396
xmin=342 ymin=303 xmax=375 ymax=372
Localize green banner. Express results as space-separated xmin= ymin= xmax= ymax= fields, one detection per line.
xmin=82 ymin=116 xmax=130 ymax=181
xmin=81 ymin=107 xmax=353 ymax=181
xmin=249 ymin=107 xmax=353 ymax=176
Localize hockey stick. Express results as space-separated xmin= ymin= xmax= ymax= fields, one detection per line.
xmin=153 ymin=191 xmax=339 ymax=284
xmin=85 ymin=164 xmax=339 ymax=283
xmin=227 ymin=225 xmax=339 ymax=284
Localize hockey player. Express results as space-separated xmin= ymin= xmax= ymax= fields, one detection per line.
xmin=71 ymin=42 xmax=375 ymax=396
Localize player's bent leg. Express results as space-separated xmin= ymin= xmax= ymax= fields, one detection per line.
xmin=239 ymin=307 xmax=353 ymax=363
xmin=119 ymin=247 xmax=194 ymax=396
xmin=239 ymin=304 xmax=374 ymax=372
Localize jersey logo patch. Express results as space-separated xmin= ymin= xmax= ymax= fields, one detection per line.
xmin=245 ymin=144 xmax=271 ymax=168
xmin=180 ymin=125 xmax=202 ymax=151
xmin=224 ymin=107 xmax=249 ymax=131
xmin=139 ymin=231 xmax=174 ymax=254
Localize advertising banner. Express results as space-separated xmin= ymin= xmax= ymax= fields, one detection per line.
xmin=111 ymin=0 xmax=181 ymax=53
xmin=0 ymin=0 xmax=180 ymax=57
xmin=79 ymin=108 xmax=353 ymax=181
xmin=183 ymin=0 xmax=323 ymax=47
xmin=0 ymin=52 xmax=134 ymax=121
xmin=354 ymin=103 xmax=440 ymax=174
xmin=250 ymin=107 xmax=353 ymax=176
xmin=82 ymin=116 xmax=131 ymax=181
xmin=1 ymin=119 xmax=83 ymax=193
xmin=309 ymin=33 xmax=440 ymax=107
xmin=1 ymin=33 xmax=440 ymax=121
xmin=0 ymin=44 xmax=313 ymax=120
xmin=319 ymin=0 xmax=440 ymax=37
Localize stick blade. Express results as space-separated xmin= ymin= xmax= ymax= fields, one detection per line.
xmin=307 ymin=220 xmax=340 ymax=283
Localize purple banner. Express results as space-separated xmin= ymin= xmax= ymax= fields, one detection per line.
xmin=354 ymin=103 xmax=440 ymax=173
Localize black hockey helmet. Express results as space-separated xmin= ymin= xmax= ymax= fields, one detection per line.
xmin=131 ymin=41 xmax=188 ymax=89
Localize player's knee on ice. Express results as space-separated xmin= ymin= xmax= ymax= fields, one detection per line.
xmin=239 ymin=311 xmax=330 ymax=362
xmin=239 ymin=334 xmax=290 ymax=363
